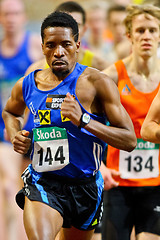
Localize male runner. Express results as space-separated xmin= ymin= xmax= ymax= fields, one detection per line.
xmin=2 ymin=11 xmax=136 ymax=240
xmin=102 ymin=4 xmax=160 ymax=240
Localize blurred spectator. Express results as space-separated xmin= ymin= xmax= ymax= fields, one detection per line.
xmin=0 ymin=0 xmax=43 ymax=239
xmin=106 ymin=4 xmax=131 ymax=63
xmin=0 ymin=0 xmax=43 ymax=111
xmin=82 ymin=2 xmax=112 ymax=61
xmin=83 ymin=2 xmax=131 ymax=64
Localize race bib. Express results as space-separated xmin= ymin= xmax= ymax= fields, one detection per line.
xmin=119 ymin=139 xmax=159 ymax=179
xmin=32 ymin=127 xmax=69 ymax=172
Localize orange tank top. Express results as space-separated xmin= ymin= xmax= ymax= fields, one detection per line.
xmin=106 ymin=60 xmax=160 ymax=186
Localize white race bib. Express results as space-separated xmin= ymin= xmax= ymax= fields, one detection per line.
xmin=119 ymin=139 xmax=159 ymax=179
xmin=32 ymin=127 xmax=69 ymax=172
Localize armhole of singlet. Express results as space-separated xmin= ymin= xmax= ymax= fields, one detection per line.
xmin=115 ymin=60 xmax=129 ymax=83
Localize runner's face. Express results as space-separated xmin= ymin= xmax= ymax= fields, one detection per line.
xmin=130 ymin=14 xmax=160 ymax=58
xmin=42 ymin=27 xmax=80 ymax=79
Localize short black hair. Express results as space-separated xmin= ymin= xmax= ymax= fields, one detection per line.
xmin=41 ymin=11 xmax=79 ymax=43
xmin=55 ymin=1 xmax=86 ymax=24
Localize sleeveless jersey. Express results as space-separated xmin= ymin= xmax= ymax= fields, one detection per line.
xmin=22 ymin=63 xmax=107 ymax=178
xmin=25 ymin=50 xmax=94 ymax=136
xmin=107 ymin=60 xmax=160 ymax=186
xmin=0 ymin=32 xmax=33 ymax=109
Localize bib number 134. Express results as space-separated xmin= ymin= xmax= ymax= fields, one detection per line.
xmin=119 ymin=139 xmax=159 ymax=179
xmin=32 ymin=127 xmax=69 ymax=172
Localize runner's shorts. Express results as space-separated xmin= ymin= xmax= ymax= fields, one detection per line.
xmin=102 ymin=186 xmax=160 ymax=240
xmin=16 ymin=164 xmax=104 ymax=230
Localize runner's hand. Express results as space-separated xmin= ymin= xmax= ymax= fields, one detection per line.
xmin=61 ymin=92 xmax=82 ymax=126
xmin=11 ymin=130 xmax=31 ymax=154
xmin=100 ymin=162 xmax=120 ymax=190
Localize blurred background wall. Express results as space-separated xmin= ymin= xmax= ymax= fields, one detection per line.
xmin=1 ymin=0 xmax=158 ymax=34
xmin=23 ymin=0 xmax=109 ymax=33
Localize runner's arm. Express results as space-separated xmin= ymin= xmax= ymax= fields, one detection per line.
xmin=2 ymin=78 xmax=31 ymax=154
xmin=61 ymin=70 xmax=136 ymax=152
xmin=141 ymin=88 xmax=160 ymax=143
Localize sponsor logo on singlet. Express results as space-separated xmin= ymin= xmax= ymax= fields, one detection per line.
xmin=29 ymin=102 xmax=40 ymax=124
xmin=60 ymin=112 xmax=70 ymax=122
xmin=122 ymin=84 xmax=131 ymax=95
xmin=46 ymin=94 xmax=72 ymax=122
xmin=29 ymin=102 xmax=37 ymax=116
xmin=46 ymin=94 xmax=66 ymax=109
xmin=34 ymin=127 xmax=64 ymax=141
xmin=38 ymin=110 xmax=51 ymax=125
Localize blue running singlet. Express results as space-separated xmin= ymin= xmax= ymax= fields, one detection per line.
xmin=22 ymin=63 xmax=107 ymax=178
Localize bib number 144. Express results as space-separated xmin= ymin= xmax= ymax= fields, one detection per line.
xmin=32 ymin=127 xmax=69 ymax=172
xmin=37 ymin=146 xmax=65 ymax=166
